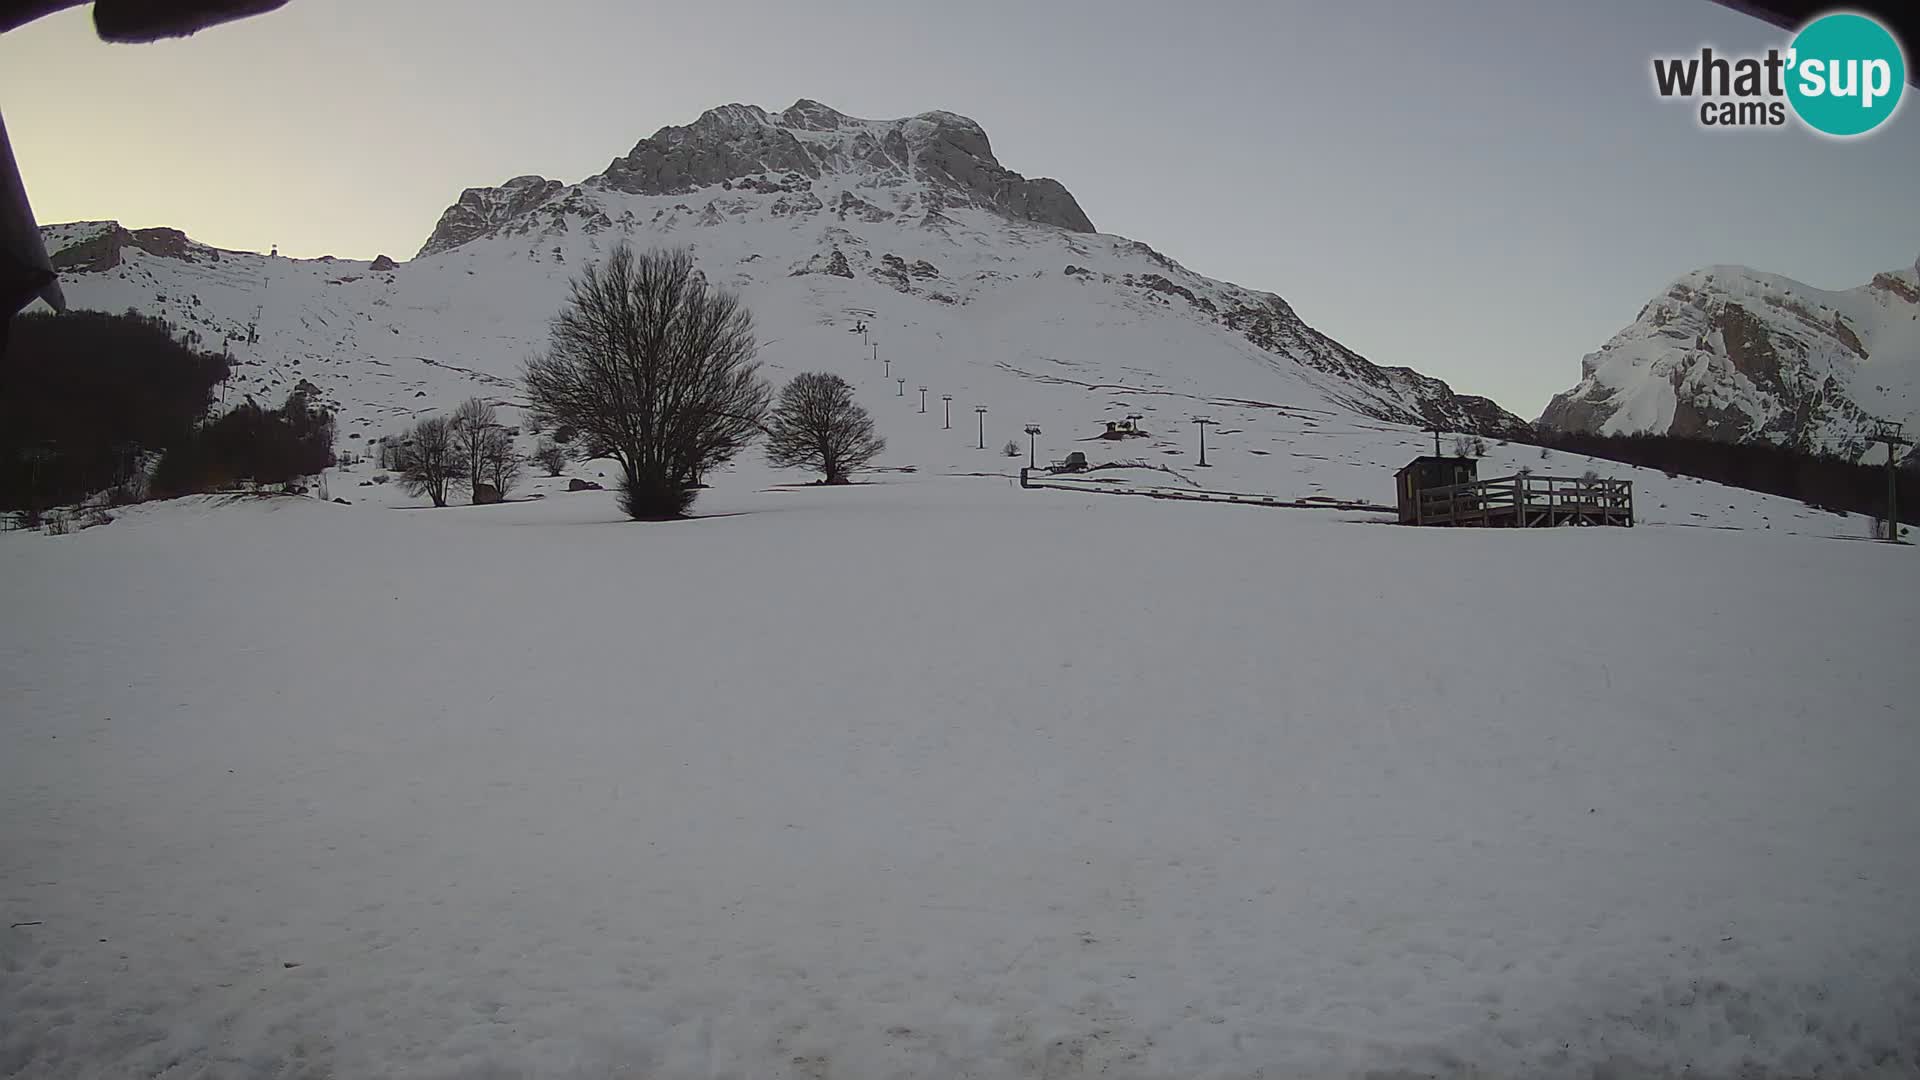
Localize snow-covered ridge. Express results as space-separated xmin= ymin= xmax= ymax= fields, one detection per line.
xmin=1539 ymin=257 xmax=1920 ymax=461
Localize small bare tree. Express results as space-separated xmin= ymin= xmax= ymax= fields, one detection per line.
xmin=765 ymin=372 xmax=885 ymax=484
xmin=479 ymin=426 xmax=522 ymax=498
xmin=397 ymin=416 xmax=460 ymax=507
xmin=533 ymin=436 xmax=569 ymax=477
xmin=523 ymin=244 xmax=771 ymax=518
xmin=449 ymin=397 xmax=497 ymax=503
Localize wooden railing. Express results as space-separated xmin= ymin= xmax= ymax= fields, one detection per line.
xmin=1417 ymin=473 xmax=1632 ymax=527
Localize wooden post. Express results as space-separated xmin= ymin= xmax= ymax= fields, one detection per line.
xmin=1886 ymin=425 xmax=1908 ymax=542
xmin=1890 ymin=441 xmax=1899 ymax=541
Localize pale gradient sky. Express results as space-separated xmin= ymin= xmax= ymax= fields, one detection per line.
xmin=3 ymin=0 xmax=1915 ymax=416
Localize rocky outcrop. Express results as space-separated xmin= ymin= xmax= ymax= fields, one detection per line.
xmin=790 ymin=247 xmax=855 ymax=279
xmin=875 ymin=254 xmax=911 ymax=291
xmin=49 ymin=225 xmax=212 ymax=272
xmin=884 ymin=107 xmax=1093 ymax=232
xmin=596 ymin=105 xmax=822 ymax=196
xmin=834 ymin=190 xmax=893 ymax=223
xmin=416 ymin=175 xmax=564 ymax=258
xmin=369 ymin=254 xmax=397 ymax=272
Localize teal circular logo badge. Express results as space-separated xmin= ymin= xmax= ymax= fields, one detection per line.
xmin=1787 ymin=13 xmax=1905 ymax=136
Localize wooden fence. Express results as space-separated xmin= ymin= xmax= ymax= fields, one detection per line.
xmin=1415 ymin=473 xmax=1633 ymax=527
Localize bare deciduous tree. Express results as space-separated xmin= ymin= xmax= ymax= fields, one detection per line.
xmin=479 ymin=426 xmax=522 ymax=498
xmin=397 ymin=416 xmax=460 ymax=507
xmin=764 ymin=372 xmax=884 ymax=484
xmin=522 ymin=244 xmax=771 ymax=519
xmin=533 ymin=436 xmax=568 ymax=477
xmin=449 ymin=397 xmax=497 ymax=503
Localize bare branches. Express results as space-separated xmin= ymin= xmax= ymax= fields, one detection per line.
xmin=765 ymin=372 xmax=885 ymax=484
xmin=523 ymin=244 xmax=770 ymax=518
xmin=396 ymin=416 xmax=459 ymax=507
xmin=449 ymin=397 xmax=497 ymax=502
xmin=479 ymin=426 xmax=521 ymax=499
xmin=533 ymin=437 xmax=568 ymax=477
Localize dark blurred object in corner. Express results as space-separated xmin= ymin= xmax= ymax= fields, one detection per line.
xmin=1709 ymin=1 xmax=1915 ymax=87
xmin=1 ymin=0 xmax=290 ymax=351
xmin=2 ymin=0 xmax=289 ymax=41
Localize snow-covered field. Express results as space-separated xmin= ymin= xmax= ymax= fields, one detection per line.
xmin=4 ymin=478 xmax=1917 ymax=1079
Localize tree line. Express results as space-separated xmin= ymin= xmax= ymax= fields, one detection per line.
xmin=1 ymin=310 xmax=332 ymax=510
xmin=1524 ymin=429 xmax=1915 ymax=525
xmin=150 ymin=382 xmax=335 ymax=498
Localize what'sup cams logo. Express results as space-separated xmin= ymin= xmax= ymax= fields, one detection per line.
xmin=1652 ymin=11 xmax=1906 ymax=136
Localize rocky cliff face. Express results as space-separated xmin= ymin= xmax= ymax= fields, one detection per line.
xmin=594 ymin=101 xmax=1094 ymax=233
xmin=417 ymin=175 xmax=566 ymax=257
xmin=418 ymin=100 xmax=1094 ymax=259
xmin=1539 ymin=260 xmax=1920 ymax=459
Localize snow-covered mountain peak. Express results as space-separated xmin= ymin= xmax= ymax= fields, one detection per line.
xmin=776 ymin=98 xmax=852 ymax=131
xmin=1541 ymin=260 xmax=1920 ymax=458
xmin=414 ymin=100 xmax=1094 ymax=259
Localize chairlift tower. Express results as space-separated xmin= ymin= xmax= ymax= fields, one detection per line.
xmin=1873 ymin=420 xmax=1912 ymax=542
xmin=1192 ymin=416 xmax=1215 ymax=467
